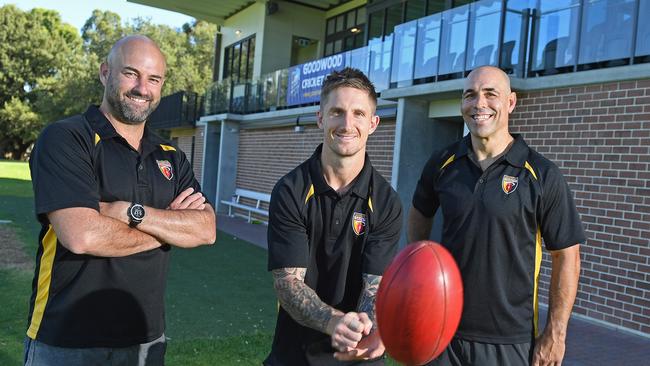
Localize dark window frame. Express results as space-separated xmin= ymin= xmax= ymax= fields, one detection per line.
xmin=365 ymin=0 xmax=478 ymax=43
xmin=324 ymin=6 xmax=367 ymax=56
xmin=223 ymin=34 xmax=256 ymax=83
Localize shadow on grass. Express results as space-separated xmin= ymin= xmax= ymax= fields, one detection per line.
xmin=1 ymin=231 xmax=279 ymax=365
xmin=164 ymin=231 xmax=279 ymax=364
xmin=0 ymin=177 xmax=33 ymax=197
xmin=0 ymin=178 xmax=39 ymax=253
xmin=1 ymin=172 xmax=280 ymax=364
xmin=0 ymin=176 xmax=37 ymax=365
xmin=166 ymin=233 xmax=278 ymax=340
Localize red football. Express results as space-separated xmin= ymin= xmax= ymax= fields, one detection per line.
xmin=376 ymin=241 xmax=463 ymax=365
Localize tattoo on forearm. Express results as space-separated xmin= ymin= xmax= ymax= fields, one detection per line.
xmin=272 ymin=268 xmax=333 ymax=333
xmin=358 ymin=273 xmax=381 ymax=326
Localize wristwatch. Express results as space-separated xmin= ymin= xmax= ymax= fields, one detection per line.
xmin=127 ymin=203 xmax=146 ymax=227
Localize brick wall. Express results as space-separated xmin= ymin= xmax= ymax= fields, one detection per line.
xmin=236 ymin=120 xmax=396 ymax=195
xmin=510 ymin=79 xmax=650 ymax=334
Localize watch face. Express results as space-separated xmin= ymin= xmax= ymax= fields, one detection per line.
xmin=131 ymin=204 xmax=145 ymax=220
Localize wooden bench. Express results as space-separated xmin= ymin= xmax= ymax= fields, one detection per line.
xmin=220 ymin=188 xmax=271 ymax=224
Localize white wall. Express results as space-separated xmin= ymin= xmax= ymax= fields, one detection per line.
xmin=428 ymin=99 xmax=461 ymax=118
xmin=219 ymin=1 xmax=362 ymax=80
xmin=261 ymin=1 xmax=326 ymax=75
xmin=220 ymin=2 xmax=266 ymax=80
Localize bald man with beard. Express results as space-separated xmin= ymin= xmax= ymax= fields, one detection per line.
xmin=25 ymin=35 xmax=216 ymax=366
xmin=408 ymin=66 xmax=584 ymax=366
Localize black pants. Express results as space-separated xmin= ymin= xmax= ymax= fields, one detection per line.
xmin=425 ymin=337 xmax=534 ymax=366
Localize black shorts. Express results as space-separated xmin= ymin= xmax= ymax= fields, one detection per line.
xmin=425 ymin=337 xmax=533 ymax=366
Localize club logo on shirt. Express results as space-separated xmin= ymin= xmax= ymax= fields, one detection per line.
xmin=352 ymin=212 xmax=367 ymax=236
xmin=157 ymin=160 xmax=173 ymax=180
xmin=502 ymin=175 xmax=518 ymax=195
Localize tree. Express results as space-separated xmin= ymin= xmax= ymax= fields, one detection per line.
xmin=128 ymin=18 xmax=217 ymax=95
xmin=0 ymin=6 xmax=217 ymax=160
xmin=0 ymin=5 xmax=82 ymax=159
xmin=0 ymin=98 xmax=40 ymax=157
xmin=179 ymin=20 xmax=218 ymax=95
xmin=82 ymin=11 xmax=217 ymax=96
xmin=81 ymin=9 xmax=125 ymax=62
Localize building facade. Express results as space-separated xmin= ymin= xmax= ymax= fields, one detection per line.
xmin=135 ymin=0 xmax=650 ymax=337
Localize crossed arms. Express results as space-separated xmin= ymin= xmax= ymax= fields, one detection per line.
xmin=49 ymin=187 xmax=216 ymax=257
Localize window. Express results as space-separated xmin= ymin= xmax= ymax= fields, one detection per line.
xmin=426 ymin=0 xmax=446 ymax=15
xmin=223 ymin=35 xmax=255 ymax=83
xmin=466 ymin=0 xmax=502 ymax=70
xmin=579 ymin=0 xmax=635 ymax=65
xmin=453 ymin=0 xmax=474 ymax=6
xmin=438 ymin=4 xmax=470 ymax=75
xmin=391 ymin=20 xmax=418 ymax=84
xmin=368 ymin=9 xmax=385 ymax=42
xmin=501 ymin=0 xmax=531 ymax=76
xmin=367 ymin=1 xmax=478 ymax=43
xmin=530 ymin=0 xmax=580 ymax=75
xmin=324 ymin=6 xmax=366 ymax=56
xmin=414 ymin=13 xmax=442 ymax=79
xmin=406 ymin=0 xmax=427 ymax=22
xmin=636 ymin=0 xmax=650 ymax=58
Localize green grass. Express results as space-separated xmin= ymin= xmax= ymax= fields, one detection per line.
xmin=0 ymin=160 xmax=279 ymax=365
xmin=0 ymin=234 xmax=278 ymax=366
xmin=0 ymin=161 xmax=35 ymax=365
xmin=0 ymin=160 xmax=39 ymax=253
xmin=166 ymin=333 xmax=274 ymax=365
xmin=0 ymin=161 xmax=401 ymax=365
xmin=165 ymin=238 xmax=278 ymax=364
xmin=166 ymin=240 xmax=276 ymax=339
xmin=0 ymin=160 xmax=32 ymax=181
xmin=0 ymin=269 xmax=32 ymax=365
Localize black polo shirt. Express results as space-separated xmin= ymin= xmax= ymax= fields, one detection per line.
xmin=413 ymin=134 xmax=585 ymax=344
xmin=27 ymin=105 xmax=202 ymax=347
xmin=265 ymin=144 xmax=403 ymax=365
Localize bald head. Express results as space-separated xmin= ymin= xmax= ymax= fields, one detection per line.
xmin=461 ymin=66 xmax=516 ymax=141
xmin=99 ymin=35 xmax=167 ymax=125
xmin=107 ymin=35 xmax=167 ymax=72
xmin=465 ymin=66 xmax=512 ymax=94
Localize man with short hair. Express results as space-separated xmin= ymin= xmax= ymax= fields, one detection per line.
xmin=25 ymin=35 xmax=216 ymax=366
xmin=409 ymin=66 xmax=584 ymax=366
xmin=265 ymin=67 xmax=403 ymax=365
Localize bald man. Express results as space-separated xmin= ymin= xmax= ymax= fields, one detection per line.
xmin=25 ymin=35 xmax=216 ymax=366
xmin=408 ymin=66 xmax=584 ymax=366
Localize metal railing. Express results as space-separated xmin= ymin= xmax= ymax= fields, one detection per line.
xmin=148 ymin=91 xmax=200 ymax=130
xmin=202 ymin=0 xmax=650 ymax=117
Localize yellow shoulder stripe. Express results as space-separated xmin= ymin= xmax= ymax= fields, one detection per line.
xmin=160 ymin=144 xmax=176 ymax=151
xmin=441 ymin=154 xmax=455 ymax=170
xmin=305 ymin=184 xmax=314 ymax=204
xmin=524 ymin=161 xmax=538 ymax=180
xmin=27 ymin=225 xmax=58 ymax=339
xmin=532 ymin=228 xmax=543 ymax=337
xmin=94 ymin=133 xmax=101 ymax=145
xmin=368 ymin=197 xmax=374 ymax=213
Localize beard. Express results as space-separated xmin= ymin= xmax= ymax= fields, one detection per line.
xmin=105 ymin=75 xmax=160 ymax=125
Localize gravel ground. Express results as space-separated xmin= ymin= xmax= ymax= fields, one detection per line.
xmin=0 ymin=224 xmax=33 ymax=271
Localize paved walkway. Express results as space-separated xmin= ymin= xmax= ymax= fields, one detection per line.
xmin=217 ymin=214 xmax=650 ymax=365
xmin=217 ymin=214 xmax=268 ymax=249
